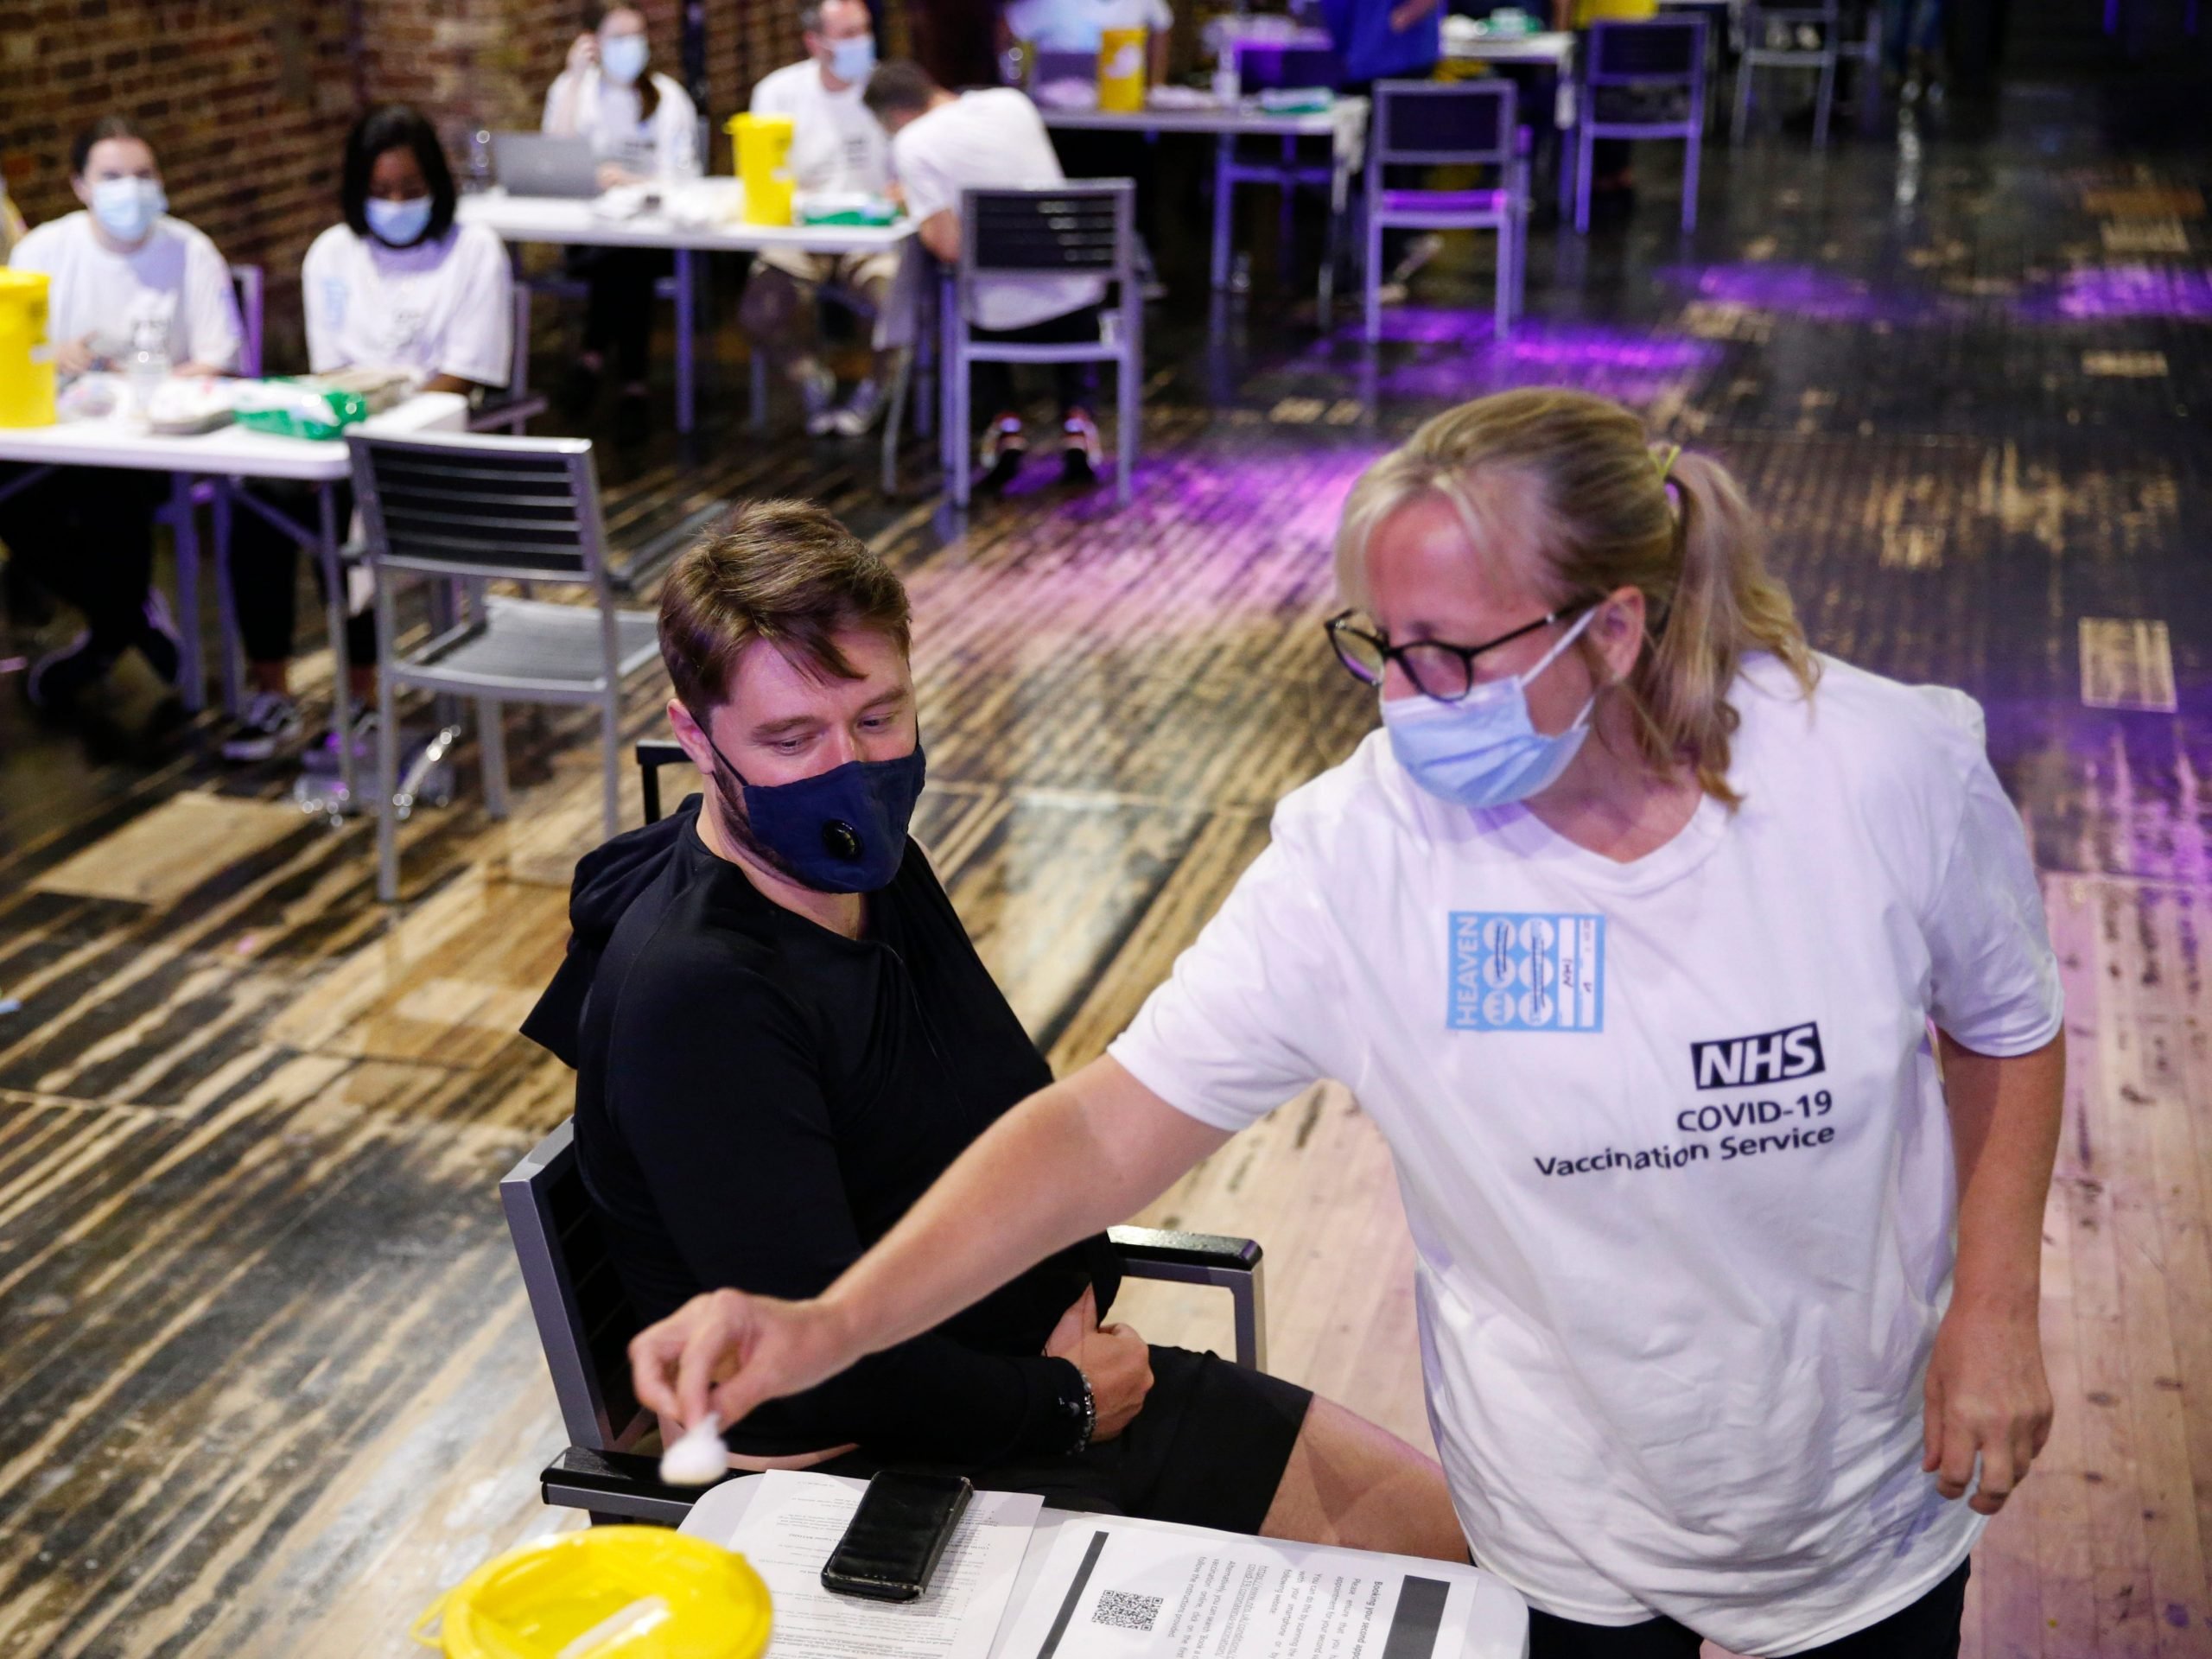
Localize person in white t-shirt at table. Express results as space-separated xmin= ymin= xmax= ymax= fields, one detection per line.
xmin=542 ymin=2 xmax=700 ymax=445
xmin=737 ymin=0 xmax=901 ymax=440
xmin=0 ymin=116 xmax=243 ymax=714
xmin=628 ymin=387 xmax=2069 ymax=1659
xmin=220 ymin=105 xmax=512 ymax=765
xmin=863 ymin=61 xmax=1109 ymax=493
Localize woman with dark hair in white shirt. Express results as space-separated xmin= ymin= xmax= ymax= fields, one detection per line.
xmin=543 ymin=2 xmax=699 ymax=446
xmin=220 ymin=105 xmax=512 ymax=763
xmin=631 ymin=387 xmax=2068 ymax=1659
xmin=2 ymin=116 xmax=242 ymax=713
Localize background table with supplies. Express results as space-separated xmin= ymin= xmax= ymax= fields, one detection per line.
xmin=0 ymin=391 xmax=468 ymax=795
xmin=457 ymin=185 xmax=917 ymax=442
xmin=1038 ymin=96 xmax=1370 ymax=316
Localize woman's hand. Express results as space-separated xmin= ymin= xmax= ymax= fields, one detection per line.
xmin=54 ymin=335 xmax=97 ymax=377
xmin=596 ymin=162 xmax=644 ymax=191
xmin=1389 ymin=0 xmax=1441 ymax=31
xmin=568 ymin=31 xmax=600 ymax=77
xmin=1044 ymin=1283 xmax=1154 ymax=1440
xmin=1922 ymin=1295 xmax=2052 ymax=1514
xmin=630 ymin=1287 xmax=860 ymax=1432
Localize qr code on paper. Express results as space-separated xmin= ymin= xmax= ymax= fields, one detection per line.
xmin=1092 ymin=1590 xmax=1164 ymax=1632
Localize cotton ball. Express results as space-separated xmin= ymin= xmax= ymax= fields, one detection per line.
xmin=658 ymin=1412 xmax=727 ymax=1486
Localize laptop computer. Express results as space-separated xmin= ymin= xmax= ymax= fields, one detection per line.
xmin=493 ymin=132 xmax=600 ymax=199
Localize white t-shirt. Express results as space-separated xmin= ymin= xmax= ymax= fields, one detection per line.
xmin=10 ymin=211 xmax=242 ymax=372
xmin=1109 ymin=654 xmax=2063 ymax=1656
xmin=302 ymin=221 xmax=513 ymax=388
xmin=750 ymin=59 xmax=891 ymax=197
xmin=890 ymin=88 xmax=1106 ymax=332
xmin=543 ymin=69 xmax=701 ymax=178
xmin=1003 ymin=0 xmax=1173 ymax=50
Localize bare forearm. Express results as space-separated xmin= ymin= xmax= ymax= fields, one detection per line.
xmin=820 ymin=1057 xmax=1227 ymax=1361
xmin=1940 ymin=1030 xmax=2063 ymax=1311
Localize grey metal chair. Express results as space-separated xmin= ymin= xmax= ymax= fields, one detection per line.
xmin=1212 ymin=41 xmax=1345 ymax=295
xmin=1732 ymin=0 xmax=1840 ymax=145
xmin=349 ymin=429 xmax=661 ymax=903
xmin=504 ymin=1117 xmax=1269 ymax=1523
xmin=1364 ymin=79 xmax=1527 ymax=343
xmin=1574 ymin=17 xmax=1707 ymax=233
xmin=941 ymin=181 xmax=1141 ymax=509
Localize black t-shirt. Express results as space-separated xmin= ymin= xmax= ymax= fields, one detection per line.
xmin=534 ymin=797 xmax=1120 ymax=1464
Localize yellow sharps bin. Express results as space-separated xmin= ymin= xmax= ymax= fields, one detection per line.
xmin=1097 ymin=28 xmax=1148 ymax=111
xmin=727 ymin=113 xmax=796 ymax=226
xmin=0 ymin=268 xmax=57 ymax=428
xmin=412 ymin=1526 xmax=772 ymax=1659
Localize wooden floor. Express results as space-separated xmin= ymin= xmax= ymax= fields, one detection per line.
xmin=2 ymin=78 xmax=2209 ymax=1657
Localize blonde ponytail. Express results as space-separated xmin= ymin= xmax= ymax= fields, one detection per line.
xmin=1336 ymin=389 xmax=1818 ymax=807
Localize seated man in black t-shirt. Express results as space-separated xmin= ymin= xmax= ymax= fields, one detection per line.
xmin=523 ymin=501 xmax=1465 ymax=1555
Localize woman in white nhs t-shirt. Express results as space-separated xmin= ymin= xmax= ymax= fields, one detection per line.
xmin=221 ymin=105 xmax=512 ymax=765
xmin=626 ymin=388 xmax=2065 ymax=1659
xmin=542 ymin=2 xmax=699 ymax=443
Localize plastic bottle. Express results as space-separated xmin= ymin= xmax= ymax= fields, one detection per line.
xmin=127 ymin=313 xmax=170 ymax=416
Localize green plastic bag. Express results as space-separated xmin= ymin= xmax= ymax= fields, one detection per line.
xmin=232 ymin=379 xmax=371 ymax=442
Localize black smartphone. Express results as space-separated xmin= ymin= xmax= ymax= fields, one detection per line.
xmin=819 ymin=1470 xmax=974 ymax=1603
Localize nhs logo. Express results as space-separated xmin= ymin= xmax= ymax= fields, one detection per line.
xmin=1690 ymin=1022 xmax=1826 ymax=1089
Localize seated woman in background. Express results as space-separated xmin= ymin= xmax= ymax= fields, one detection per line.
xmin=1 ymin=117 xmax=242 ymax=714
xmin=542 ymin=2 xmax=699 ymax=444
xmin=220 ymin=105 xmax=512 ymax=764
xmin=522 ymin=503 xmax=1467 ymax=1559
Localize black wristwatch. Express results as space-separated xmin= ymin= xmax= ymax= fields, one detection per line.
xmin=1051 ymin=1359 xmax=1096 ymax=1457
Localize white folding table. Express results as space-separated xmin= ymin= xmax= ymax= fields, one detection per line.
xmin=0 ymin=391 xmax=467 ymax=794
xmin=456 ymin=185 xmax=916 ymax=442
xmin=1038 ymin=97 xmax=1370 ymax=317
xmin=678 ymin=1471 xmax=1532 ymax=1659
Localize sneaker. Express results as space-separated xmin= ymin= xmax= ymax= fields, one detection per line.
xmin=26 ymin=632 xmax=115 ymax=710
xmin=220 ymin=690 xmax=305 ymax=762
xmin=976 ymin=416 xmax=1027 ymax=493
xmin=613 ymin=389 xmax=652 ymax=448
xmin=1061 ymin=411 xmax=1103 ymax=486
xmin=137 ymin=588 xmax=181 ymax=686
xmin=799 ymin=363 xmax=839 ymax=437
xmin=302 ymin=702 xmax=378 ymax=774
xmin=826 ymin=378 xmax=885 ymax=438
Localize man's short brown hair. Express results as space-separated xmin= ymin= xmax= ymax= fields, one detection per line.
xmin=861 ymin=59 xmax=938 ymax=125
xmin=659 ymin=500 xmax=912 ymax=714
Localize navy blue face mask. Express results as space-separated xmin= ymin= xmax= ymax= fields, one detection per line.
xmin=702 ymin=729 xmax=925 ymax=894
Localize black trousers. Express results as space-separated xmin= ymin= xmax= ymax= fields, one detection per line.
xmin=969 ymin=305 xmax=1101 ymax=426
xmin=226 ymin=480 xmax=377 ymax=670
xmin=1528 ymin=1559 xmax=1971 ymax=1659
xmin=0 ymin=465 xmax=167 ymax=652
xmin=569 ymin=246 xmax=671 ymax=384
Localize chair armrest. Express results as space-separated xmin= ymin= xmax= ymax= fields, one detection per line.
xmin=541 ymin=1446 xmax=717 ymax=1528
xmin=1107 ymin=1225 xmax=1268 ymax=1374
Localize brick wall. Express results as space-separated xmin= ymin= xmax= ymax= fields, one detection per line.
xmin=0 ymin=0 xmax=806 ymax=365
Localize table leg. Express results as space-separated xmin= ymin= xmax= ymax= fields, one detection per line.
xmin=168 ymin=472 xmax=206 ymax=713
xmin=315 ymin=484 xmax=356 ymax=804
xmin=1323 ymin=141 xmax=1354 ymax=328
xmin=676 ymin=248 xmax=697 ymax=435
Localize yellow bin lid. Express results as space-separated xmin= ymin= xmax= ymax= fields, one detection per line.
xmin=415 ymin=1527 xmax=772 ymax=1659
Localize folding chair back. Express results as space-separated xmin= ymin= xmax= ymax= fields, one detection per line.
xmin=350 ymin=429 xmax=609 ymax=588
xmin=1576 ymin=16 xmax=1707 ymax=232
xmin=1230 ymin=41 xmax=1344 ymax=90
xmin=228 ymin=264 xmax=264 ymax=378
xmin=1588 ymin=14 xmax=1707 ymax=85
xmin=501 ymin=1120 xmax=649 ymax=1454
xmin=1734 ymin=0 xmax=1841 ymax=144
xmin=1364 ymin=80 xmax=1526 ymax=343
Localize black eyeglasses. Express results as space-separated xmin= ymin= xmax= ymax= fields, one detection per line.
xmin=1325 ymin=602 xmax=1595 ymax=702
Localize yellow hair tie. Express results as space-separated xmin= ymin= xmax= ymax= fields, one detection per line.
xmin=1655 ymin=442 xmax=1682 ymax=480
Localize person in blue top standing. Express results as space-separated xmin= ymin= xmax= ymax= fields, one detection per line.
xmin=1320 ymin=0 xmax=1445 ymax=291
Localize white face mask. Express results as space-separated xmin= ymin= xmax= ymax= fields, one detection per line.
xmin=90 ymin=176 xmax=166 ymax=244
xmin=601 ymin=33 xmax=650 ymax=86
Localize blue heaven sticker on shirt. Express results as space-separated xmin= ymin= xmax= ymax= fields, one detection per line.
xmin=1449 ymin=912 xmax=1606 ymax=1033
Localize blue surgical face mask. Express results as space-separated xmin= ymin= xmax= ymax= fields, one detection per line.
xmin=90 ymin=176 xmax=166 ymax=245
xmin=828 ymin=33 xmax=877 ymax=82
xmin=1380 ymin=607 xmax=1601 ymax=810
xmin=702 ymin=728 xmax=925 ymax=893
xmin=365 ymin=194 xmax=434 ymax=247
xmin=601 ymin=33 xmax=651 ymax=86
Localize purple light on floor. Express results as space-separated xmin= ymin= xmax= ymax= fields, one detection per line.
xmin=1351 ymin=315 xmax=1721 ymax=404
xmin=1662 ymin=263 xmax=1930 ymax=324
xmin=2021 ymin=264 xmax=2212 ymax=321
